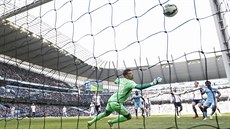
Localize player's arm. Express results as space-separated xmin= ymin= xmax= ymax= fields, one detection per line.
xmin=148 ymin=92 xmax=162 ymax=99
xmin=201 ymin=89 xmax=205 ymax=95
xmin=162 ymin=90 xmax=184 ymax=96
xmin=169 ymin=90 xmax=185 ymax=95
xmin=134 ymin=77 xmax=162 ymax=90
xmin=185 ymin=87 xmax=202 ymax=93
xmin=216 ymin=90 xmax=221 ymax=100
xmin=128 ymin=96 xmax=134 ymax=104
xmin=178 ymin=90 xmax=187 ymax=95
xmin=193 ymin=92 xmax=196 ymax=99
xmin=141 ymin=96 xmax=145 ymax=102
xmin=130 ymin=96 xmax=134 ymax=101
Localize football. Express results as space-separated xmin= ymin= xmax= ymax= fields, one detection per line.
xmin=163 ymin=4 xmax=178 ymax=17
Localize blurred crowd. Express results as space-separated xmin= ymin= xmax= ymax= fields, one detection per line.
xmin=0 ymin=61 xmax=230 ymax=118
xmin=0 ymin=62 xmax=70 ymax=88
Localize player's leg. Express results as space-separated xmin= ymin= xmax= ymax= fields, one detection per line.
xmin=141 ymin=107 xmax=145 ymax=117
xmin=88 ymin=111 xmax=111 ymax=127
xmin=95 ymin=105 xmax=100 ymax=114
xmin=210 ymin=103 xmax=217 ymax=119
xmin=217 ymin=107 xmax=220 ymax=113
xmin=174 ymin=103 xmax=179 ymax=117
xmin=203 ymin=106 xmax=209 ymax=120
xmin=178 ymin=102 xmax=183 ymax=113
xmin=140 ymin=102 xmax=145 ymax=117
xmin=216 ymin=107 xmax=221 ymax=116
xmin=32 ymin=112 xmax=35 ymax=119
xmin=134 ymin=103 xmax=138 ymax=119
xmin=135 ymin=109 xmax=138 ymax=119
xmin=199 ymin=100 xmax=205 ymax=118
xmin=90 ymin=108 xmax=94 ymax=117
xmin=215 ymin=99 xmax=221 ymax=116
xmin=177 ymin=102 xmax=182 ymax=118
xmin=97 ymin=105 xmax=102 ymax=114
xmin=108 ymin=103 xmax=132 ymax=126
xmin=192 ymin=101 xmax=198 ymax=118
xmin=203 ymin=101 xmax=211 ymax=120
xmin=89 ymin=110 xmax=92 ymax=117
xmin=197 ymin=102 xmax=203 ymax=112
xmin=149 ymin=107 xmax=151 ymax=116
xmin=145 ymin=106 xmax=149 ymax=117
xmin=197 ymin=102 xmax=204 ymax=118
xmin=94 ymin=105 xmax=98 ymax=113
xmin=88 ymin=103 xmax=113 ymax=127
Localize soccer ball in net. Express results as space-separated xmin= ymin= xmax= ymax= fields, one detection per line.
xmin=163 ymin=4 xmax=178 ymax=17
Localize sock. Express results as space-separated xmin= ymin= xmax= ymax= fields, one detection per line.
xmin=141 ymin=108 xmax=144 ymax=116
xmin=204 ymin=111 xmax=207 ymax=118
xmin=193 ymin=106 xmax=198 ymax=116
xmin=217 ymin=108 xmax=221 ymax=113
xmin=179 ymin=106 xmax=183 ymax=113
xmin=88 ymin=112 xmax=106 ymax=125
xmin=176 ymin=108 xmax=179 ymax=116
xmin=199 ymin=106 xmax=203 ymax=112
xmin=110 ymin=115 xmax=128 ymax=124
xmin=211 ymin=109 xmax=216 ymax=116
xmin=135 ymin=109 xmax=138 ymax=118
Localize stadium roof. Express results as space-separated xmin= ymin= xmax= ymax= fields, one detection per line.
xmin=0 ymin=19 xmax=227 ymax=84
xmin=0 ymin=0 xmax=228 ymax=84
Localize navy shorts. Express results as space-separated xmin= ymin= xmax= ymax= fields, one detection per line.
xmin=192 ymin=99 xmax=202 ymax=104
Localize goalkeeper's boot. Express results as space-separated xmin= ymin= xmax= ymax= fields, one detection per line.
xmin=87 ymin=121 xmax=92 ymax=129
xmin=108 ymin=120 xmax=113 ymax=129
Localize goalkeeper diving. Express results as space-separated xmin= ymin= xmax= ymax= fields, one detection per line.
xmin=87 ymin=69 xmax=162 ymax=129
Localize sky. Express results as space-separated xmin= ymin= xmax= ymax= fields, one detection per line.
xmin=4 ymin=0 xmax=230 ymax=68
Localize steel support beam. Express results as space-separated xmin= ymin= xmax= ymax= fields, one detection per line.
xmin=209 ymin=0 xmax=230 ymax=85
xmin=0 ymin=0 xmax=53 ymax=20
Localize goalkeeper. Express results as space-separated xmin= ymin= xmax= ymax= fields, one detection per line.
xmin=87 ymin=69 xmax=162 ymax=129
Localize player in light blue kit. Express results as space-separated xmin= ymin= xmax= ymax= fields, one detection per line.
xmin=131 ymin=91 xmax=145 ymax=119
xmin=202 ymin=81 xmax=221 ymax=120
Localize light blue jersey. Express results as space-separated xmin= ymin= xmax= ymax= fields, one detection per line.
xmin=204 ymin=87 xmax=218 ymax=101
xmin=132 ymin=94 xmax=142 ymax=104
xmin=203 ymin=87 xmax=218 ymax=107
xmin=132 ymin=94 xmax=144 ymax=109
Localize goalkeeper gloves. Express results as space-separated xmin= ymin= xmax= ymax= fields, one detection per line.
xmin=151 ymin=77 xmax=162 ymax=85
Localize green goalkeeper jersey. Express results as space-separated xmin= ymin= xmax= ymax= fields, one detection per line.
xmin=108 ymin=78 xmax=136 ymax=104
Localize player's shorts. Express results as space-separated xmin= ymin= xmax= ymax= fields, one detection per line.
xmin=174 ymin=102 xmax=182 ymax=107
xmin=95 ymin=105 xmax=101 ymax=112
xmin=32 ymin=112 xmax=35 ymax=116
xmin=192 ymin=99 xmax=202 ymax=104
xmin=134 ymin=102 xmax=142 ymax=109
xmin=203 ymin=100 xmax=217 ymax=107
xmin=144 ymin=103 xmax=150 ymax=109
xmin=106 ymin=102 xmax=129 ymax=116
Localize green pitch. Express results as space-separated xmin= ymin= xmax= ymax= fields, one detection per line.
xmin=1 ymin=113 xmax=230 ymax=129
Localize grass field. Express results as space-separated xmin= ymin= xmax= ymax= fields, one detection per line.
xmin=1 ymin=113 xmax=230 ymax=129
